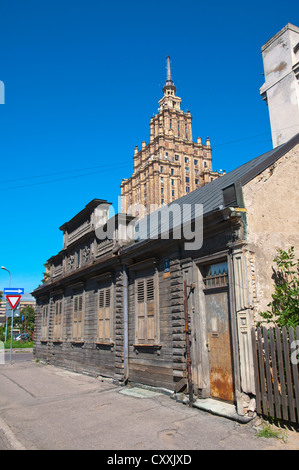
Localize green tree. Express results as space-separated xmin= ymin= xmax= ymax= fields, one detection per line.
xmin=14 ymin=305 xmax=35 ymax=336
xmin=259 ymin=247 xmax=299 ymax=329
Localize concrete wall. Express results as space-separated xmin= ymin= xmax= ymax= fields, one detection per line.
xmin=260 ymin=24 xmax=299 ymax=147
xmin=243 ymin=144 xmax=299 ymax=319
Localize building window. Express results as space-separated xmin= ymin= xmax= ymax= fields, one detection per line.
xmin=41 ymin=305 xmax=48 ymax=341
xmin=98 ymin=287 xmax=112 ymax=342
xmin=160 ymin=166 xmax=163 ymax=173
xmin=161 ymin=177 xmax=164 ymax=184
xmin=73 ymin=294 xmax=83 ymax=341
xmin=175 ymin=154 xmax=179 ymax=161
xmin=202 ymin=262 xmax=228 ymax=289
xmin=186 ymin=186 xmax=190 ymax=193
xmin=186 ymin=176 xmax=190 ymax=183
xmin=194 ymin=159 xmax=198 ymax=166
xmin=53 ymin=300 xmax=63 ymax=341
xmin=161 ymin=187 xmax=164 ymax=194
xmin=185 ymin=167 xmax=189 ymax=173
xmin=185 ymin=157 xmax=189 ymax=163
xmin=195 ymin=178 xmax=199 ymax=185
xmin=161 ymin=199 xmax=164 ymax=205
xmin=171 ymin=179 xmax=174 ymax=186
xmin=172 ymin=190 xmax=175 ymax=197
xmin=195 ymin=169 xmax=199 ymax=175
xmin=171 ymin=169 xmax=174 ymax=176
xmin=204 ymin=161 xmax=207 ymax=168
xmin=135 ymin=276 xmax=158 ymax=344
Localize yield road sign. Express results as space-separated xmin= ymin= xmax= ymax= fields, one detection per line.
xmin=6 ymin=295 xmax=22 ymax=310
xmin=4 ymin=287 xmax=24 ymax=295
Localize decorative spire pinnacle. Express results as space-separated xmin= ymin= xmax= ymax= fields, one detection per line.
xmin=163 ymin=56 xmax=176 ymax=94
xmin=166 ymin=56 xmax=173 ymax=84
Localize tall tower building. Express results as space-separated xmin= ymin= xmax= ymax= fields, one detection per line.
xmin=260 ymin=23 xmax=299 ymax=148
xmin=120 ymin=57 xmax=222 ymax=216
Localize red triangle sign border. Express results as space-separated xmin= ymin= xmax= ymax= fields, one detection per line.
xmin=6 ymin=295 xmax=22 ymax=310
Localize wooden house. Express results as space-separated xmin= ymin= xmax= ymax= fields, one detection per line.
xmin=32 ymin=133 xmax=299 ymax=416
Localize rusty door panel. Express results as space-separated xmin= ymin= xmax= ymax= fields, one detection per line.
xmin=205 ymin=290 xmax=234 ymax=402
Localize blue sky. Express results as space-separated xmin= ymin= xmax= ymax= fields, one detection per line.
xmin=0 ymin=0 xmax=298 ymax=293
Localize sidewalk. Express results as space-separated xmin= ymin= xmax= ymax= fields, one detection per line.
xmin=0 ymin=359 xmax=298 ymax=451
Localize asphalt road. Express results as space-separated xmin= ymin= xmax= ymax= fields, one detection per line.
xmin=3 ymin=350 xmax=33 ymax=364
xmin=0 ymin=357 xmax=298 ymax=452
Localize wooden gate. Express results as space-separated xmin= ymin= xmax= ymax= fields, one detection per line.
xmin=251 ymin=326 xmax=299 ymax=423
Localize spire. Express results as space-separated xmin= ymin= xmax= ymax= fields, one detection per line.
xmin=163 ymin=56 xmax=176 ymax=94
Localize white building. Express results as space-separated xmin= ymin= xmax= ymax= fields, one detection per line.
xmin=260 ymin=23 xmax=299 ymax=148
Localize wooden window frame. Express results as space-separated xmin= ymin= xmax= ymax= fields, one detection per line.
xmin=97 ymin=286 xmax=113 ymax=344
xmin=41 ymin=305 xmax=48 ymax=341
xmin=134 ymin=273 xmax=159 ymax=346
xmin=53 ymin=299 xmax=63 ymax=342
xmin=72 ymin=293 xmax=84 ymax=342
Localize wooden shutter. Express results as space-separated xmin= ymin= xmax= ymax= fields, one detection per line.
xmin=137 ymin=280 xmax=145 ymax=341
xmin=42 ymin=305 xmax=48 ymax=340
xmin=73 ymin=295 xmax=83 ymax=340
xmin=136 ymin=276 xmax=156 ymax=343
xmin=98 ymin=288 xmax=111 ymax=341
xmin=146 ymin=278 xmax=155 ymax=341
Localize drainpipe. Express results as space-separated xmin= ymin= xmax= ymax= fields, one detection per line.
xmin=122 ymin=264 xmax=129 ymax=383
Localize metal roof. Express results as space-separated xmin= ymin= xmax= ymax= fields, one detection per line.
xmin=134 ymin=133 xmax=299 ymax=241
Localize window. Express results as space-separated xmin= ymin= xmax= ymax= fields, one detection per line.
xmin=195 ymin=178 xmax=199 ymax=185
xmin=41 ymin=305 xmax=48 ymax=340
xmin=172 ymin=190 xmax=175 ymax=197
xmin=160 ymin=166 xmax=163 ymax=173
xmin=98 ymin=287 xmax=112 ymax=342
xmin=186 ymin=176 xmax=189 ymax=183
xmin=202 ymin=262 xmax=228 ymax=289
xmin=185 ymin=167 xmax=189 ymax=173
xmin=135 ymin=276 xmax=157 ymax=344
xmin=222 ymin=184 xmax=237 ymax=207
xmin=161 ymin=199 xmax=164 ymax=205
xmin=171 ymin=179 xmax=174 ymax=186
xmin=204 ymin=161 xmax=207 ymax=168
xmin=186 ymin=186 xmax=190 ymax=193
xmin=161 ymin=177 xmax=164 ymax=184
xmin=175 ymin=154 xmax=179 ymax=161
xmin=185 ymin=157 xmax=189 ymax=163
xmin=73 ymin=294 xmax=83 ymax=341
xmin=195 ymin=169 xmax=199 ymax=175
xmin=53 ymin=300 xmax=63 ymax=341
xmin=194 ymin=159 xmax=198 ymax=166
xmin=161 ymin=187 xmax=164 ymax=194
xmin=171 ymin=169 xmax=174 ymax=176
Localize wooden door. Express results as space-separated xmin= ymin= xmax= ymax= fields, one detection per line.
xmin=205 ymin=289 xmax=234 ymax=402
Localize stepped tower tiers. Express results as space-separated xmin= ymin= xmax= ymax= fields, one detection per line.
xmin=120 ymin=56 xmax=222 ymax=216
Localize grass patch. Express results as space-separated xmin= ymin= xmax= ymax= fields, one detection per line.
xmin=255 ymin=419 xmax=288 ymax=442
xmin=4 ymin=340 xmax=33 ymax=349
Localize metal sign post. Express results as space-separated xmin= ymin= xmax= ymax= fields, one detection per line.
xmin=4 ymin=291 xmax=23 ymax=365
